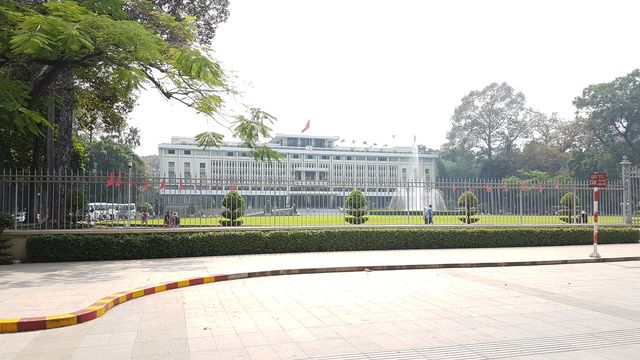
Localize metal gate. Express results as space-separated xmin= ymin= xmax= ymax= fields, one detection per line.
xmin=621 ymin=156 xmax=640 ymax=225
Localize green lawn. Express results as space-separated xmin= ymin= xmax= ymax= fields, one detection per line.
xmin=95 ymin=214 xmax=624 ymax=227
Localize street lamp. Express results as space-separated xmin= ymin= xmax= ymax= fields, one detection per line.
xmin=126 ymin=161 xmax=133 ymax=228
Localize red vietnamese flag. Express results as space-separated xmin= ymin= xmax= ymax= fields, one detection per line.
xmin=520 ymin=181 xmax=527 ymax=192
xmin=144 ymin=179 xmax=149 ymax=190
xmin=106 ymin=171 xmax=114 ymax=187
xmin=159 ymin=179 xmax=166 ymax=190
xmin=301 ymin=120 xmax=310 ymax=133
xmin=115 ymin=172 xmax=123 ymax=188
xmin=485 ymin=185 xmax=491 ymax=193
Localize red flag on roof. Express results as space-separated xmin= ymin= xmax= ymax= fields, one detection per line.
xmin=301 ymin=120 xmax=310 ymax=133
xmin=106 ymin=171 xmax=114 ymax=187
xmin=115 ymin=172 xmax=122 ymax=188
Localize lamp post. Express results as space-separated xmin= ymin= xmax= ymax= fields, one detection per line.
xmin=127 ymin=161 xmax=132 ymax=228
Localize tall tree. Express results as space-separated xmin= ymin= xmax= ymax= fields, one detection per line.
xmin=574 ymin=69 xmax=640 ymax=162
xmin=0 ymin=0 xmax=277 ymax=172
xmin=445 ymin=82 xmax=530 ymax=162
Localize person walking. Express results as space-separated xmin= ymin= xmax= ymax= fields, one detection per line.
xmin=426 ymin=205 xmax=434 ymax=224
xmin=163 ymin=211 xmax=170 ymax=227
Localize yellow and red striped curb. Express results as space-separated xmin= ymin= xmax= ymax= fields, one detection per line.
xmin=3 ymin=256 xmax=640 ymax=334
xmin=0 ymin=274 xmax=227 ymax=333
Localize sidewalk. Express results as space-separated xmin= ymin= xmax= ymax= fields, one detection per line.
xmin=1 ymin=243 xmax=640 ymax=319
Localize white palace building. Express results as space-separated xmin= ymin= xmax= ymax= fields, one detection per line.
xmin=158 ymin=134 xmax=438 ymax=210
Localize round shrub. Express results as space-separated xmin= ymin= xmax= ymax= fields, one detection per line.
xmin=457 ymin=191 xmax=479 ymax=224
xmin=344 ymin=189 xmax=369 ymax=224
xmin=559 ymin=192 xmax=581 ymax=223
xmin=220 ymin=191 xmax=246 ymax=226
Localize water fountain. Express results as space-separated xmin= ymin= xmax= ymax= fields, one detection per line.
xmin=388 ymin=140 xmax=447 ymax=211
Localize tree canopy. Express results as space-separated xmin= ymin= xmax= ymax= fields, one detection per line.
xmin=0 ymin=0 xmax=279 ymax=172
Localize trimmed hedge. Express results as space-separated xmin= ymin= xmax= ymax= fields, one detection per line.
xmin=26 ymin=227 xmax=638 ymax=263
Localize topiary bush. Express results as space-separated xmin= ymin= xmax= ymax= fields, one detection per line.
xmin=344 ymin=188 xmax=369 ymax=224
xmin=559 ymin=192 xmax=581 ymax=223
xmin=0 ymin=212 xmax=15 ymax=265
xmin=457 ymin=191 xmax=479 ymax=224
xmin=220 ymin=190 xmax=246 ymax=226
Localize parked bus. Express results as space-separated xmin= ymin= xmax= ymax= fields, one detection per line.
xmin=88 ymin=203 xmax=136 ymax=221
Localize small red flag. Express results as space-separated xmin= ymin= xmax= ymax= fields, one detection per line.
xmin=179 ymin=180 xmax=184 ymax=191
xmin=144 ymin=179 xmax=149 ymax=190
xmin=106 ymin=171 xmax=114 ymax=187
xmin=485 ymin=185 xmax=491 ymax=193
xmin=160 ymin=179 xmax=165 ymax=190
xmin=301 ymin=120 xmax=311 ymax=133
xmin=115 ymin=172 xmax=122 ymax=188
xmin=520 ymin=181 xmax=527 ymax=192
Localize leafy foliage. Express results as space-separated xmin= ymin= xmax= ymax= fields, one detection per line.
xmin=445 ymin=82 xmax=530 ymax=162
xmin=26 ymin=227 xmax=638 ymax=262
xmin=0 ymin=0 xmax=278 ymax=170
xmin=0 ymin=212 xmax=15 ymax=265
xmin=574 ymin=69 xmax=640 ymax=164
xmin=457 ymin=191 xmax=479 ymax=224
xmin=559 ymin=192 xmax=581 ymax=223
xmin=137 ymin=202 xmax=154 ymax=213
xmin=86 ymin=138 xmax=145 ymax=173
xmin=220 ymin=190 xmax=245 ymax=226
xmin=0 ymin=213 xmax=14 ymax=234
xmin=344 ymin=189 xmax=369 ymax=224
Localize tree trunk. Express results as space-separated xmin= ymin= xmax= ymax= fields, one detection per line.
xmin=55 ymin=68 xmax=74 ymax=174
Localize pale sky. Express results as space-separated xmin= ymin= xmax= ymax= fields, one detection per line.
xmin=130 ymin=0 xmax=640 ymax=156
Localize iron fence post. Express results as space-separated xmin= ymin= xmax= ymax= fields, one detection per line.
xmin=621 ymin=156 xmax=632 ymax=225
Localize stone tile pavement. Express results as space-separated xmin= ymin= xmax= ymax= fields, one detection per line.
xmin=2 ymin=244 xmax=640 ymax=359
xmin=2 ymin=244 xmax=640 ymax=318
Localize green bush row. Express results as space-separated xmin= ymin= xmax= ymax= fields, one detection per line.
xmin=25 ymin=227 xmax=638 ymax=263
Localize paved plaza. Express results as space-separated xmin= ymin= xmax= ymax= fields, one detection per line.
xmin=2 ymin=244 xmax=640 ymax=359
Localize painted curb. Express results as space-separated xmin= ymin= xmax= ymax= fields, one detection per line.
xmin=2 ymin=256 xmax=639 ymax=333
